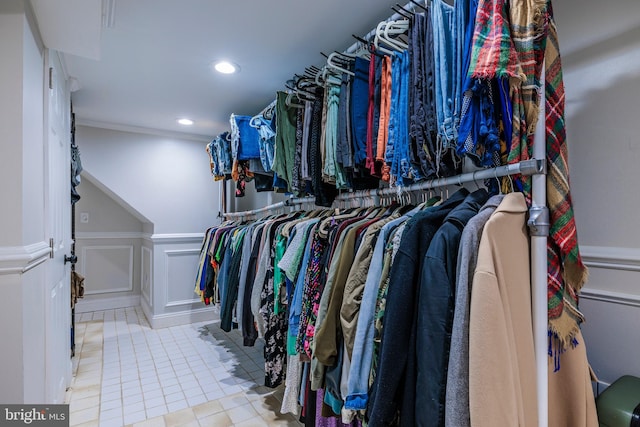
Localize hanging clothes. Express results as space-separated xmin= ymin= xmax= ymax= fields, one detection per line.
xmin=201 ymin=1 xmax=595 ymax=424
xmin=468 ymin=192 xmax=538 ymax=427
xmin=445 ymin=194 xmax=504 ymax=427
xmin=367 ymin=189 xmax=469 ymax=427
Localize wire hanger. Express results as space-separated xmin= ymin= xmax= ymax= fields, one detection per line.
xmin=410 ymin=0 xmax=429 ymax=11
xmin=392 ymin=4 xmax=414 ymax=19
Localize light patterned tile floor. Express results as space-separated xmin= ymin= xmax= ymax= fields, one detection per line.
xmin=65 ymin=307 xmax=302 ymax=426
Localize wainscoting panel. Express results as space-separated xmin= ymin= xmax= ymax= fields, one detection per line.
xmin=164 ymin=249 xmax=201 ymax=308
xmin=80 ymin=245 xmax=133 ymax=294
xmin=577 ymin=245 xmax=640 ymax=385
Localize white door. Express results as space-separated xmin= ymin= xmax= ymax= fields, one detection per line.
xmin=45 ymin=50 xmax=72 ymax=404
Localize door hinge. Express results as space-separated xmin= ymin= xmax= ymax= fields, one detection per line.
xmin=49 ymin=67 xmax=53 ymax=89
xmin=49 ymin=238 xmax=54 ymax=258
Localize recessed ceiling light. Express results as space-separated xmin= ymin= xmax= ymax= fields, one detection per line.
xmin=177 ymin=118 xmax=194 ymax=126
xmin=213 ymin=61 xmax=239 ymax=74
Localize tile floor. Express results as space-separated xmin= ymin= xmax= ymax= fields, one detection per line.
xmin=66 ymin=306 xmax=302 ymax=426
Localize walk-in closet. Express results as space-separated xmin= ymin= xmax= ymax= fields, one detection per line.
xmin=1 ymin=0 xmax=639 ymax=426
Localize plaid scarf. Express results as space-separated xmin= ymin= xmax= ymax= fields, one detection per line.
xmin=470 ymin=0 xmax=588 ymax=348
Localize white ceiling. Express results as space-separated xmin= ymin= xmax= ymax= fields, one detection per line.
xmin=32 ymin=0 xmax=415 ymax=140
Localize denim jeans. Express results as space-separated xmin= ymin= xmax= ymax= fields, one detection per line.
xmin=387 ymin=50 xmax=423 ymax=187
xmin=384 ymin=54 xmax=401 ymax=179
xmin=350 ymin=57 xmax=370 ymax=166
xmin=432 ymin=0 xmax=457 ymax=148
xmin=214 ymin=131 xmax=233 ymax=175
xmin=250 ymin=114 xmax=276 ymax=172
xmin=230 ymin=114 xmax=261 ymax=160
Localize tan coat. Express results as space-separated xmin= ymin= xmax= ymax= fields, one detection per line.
xmin=469 ymin=192 xmax=539 ymax=426
xmin=548 ymin=328 xmax=598 ymax=427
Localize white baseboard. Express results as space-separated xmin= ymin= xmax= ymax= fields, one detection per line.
xmin=150 ymin=305 xmax=219 ymax=329
xmin=74 ymin=295 xmax=141 ymax=313
xmin=140 ymin=296 xmax=152 ymax=326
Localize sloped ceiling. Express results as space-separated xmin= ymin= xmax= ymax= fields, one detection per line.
xmin=30 ymin=0 xmax=102 ymax=60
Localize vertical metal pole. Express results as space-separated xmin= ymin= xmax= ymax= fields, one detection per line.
xmin=530 ymin=67 xmax=549 ymax=427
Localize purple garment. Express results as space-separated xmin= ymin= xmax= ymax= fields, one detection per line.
xmin=316 ymin=389 xmax=362 ymax=427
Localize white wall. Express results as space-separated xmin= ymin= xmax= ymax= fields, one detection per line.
xmin=0 ymin=2 xmax=27 ymax=247
xmin=75 ymin=174 xmax=147 ymax=234
xmin=76 ymin=125 xmax=220 ymax=234
xmin=0 ymin=0 xmax=54 ymax=403
xmin=74 ymin=125 xmax=221 ymax=326
xmin=74 ymin=176 xmax=145 ymax=312
xmin=555 ymin=0 xmax=640 ymax=386
xmin=233 ymin=184 xmax=287 ymax=213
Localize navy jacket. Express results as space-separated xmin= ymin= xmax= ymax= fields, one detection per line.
xmin=415 ymin=189 xmax=489 ymax=426
xmin=367 ymin=188 xmax=469 ymax=427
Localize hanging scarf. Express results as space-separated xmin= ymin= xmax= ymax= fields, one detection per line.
xmin=469 ymin=0 xmax=588 ymax=349
xmin=542 ymin=4 xmax=588 ymax=348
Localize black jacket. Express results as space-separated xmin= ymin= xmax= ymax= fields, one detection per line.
xmin=415 ymin=189 xmax=488 ymax=426
xmin=367 ymin=188 xmax=469 ymax=427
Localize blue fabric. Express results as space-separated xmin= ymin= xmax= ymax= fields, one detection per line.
xmin=455 ymin=0 xmax=501 ymax=167
xmin=454 ymin=0 xmax=479 ymax=131
xmin=344 ymin=208 xmax=420 ymax=411
xmin=230 ymin=115 xmax=261 ymax=160
xmin=250 ymin=114 xmax=276 ymax=171
xmin=387 ymin=51 xmax=422 ymax=187
xmin=497 ymin=77 xmax=512 ymax=158
xmin=287 ymin=230 xmax=315 ymax=341
xmin=324 ymin=388 xmax=343 ymax=415
xmin=432 ymin=0 xmax=457 ymax=148
xmin=456 ymin=79 xmax=501 ymax=167
xmin=273 ymin=173 xmax=288 ymax=191
xmin=217 ymin=237 xmax=234 ymax=310
xmin=384 ymin=54 xmax=401 ymax=176
xmin=213 ymin=132 xmax=232 ymax=176
xmin=350 ymin=57 xmax=370 ymax=166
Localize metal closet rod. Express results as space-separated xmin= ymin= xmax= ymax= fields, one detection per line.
xmin=222 ymin=196 xmax=316 ymax=219
xmin=223 ymin=159 xmax=544 ymax=218
xmin=335 ymin=158 xmax=546 ymax=201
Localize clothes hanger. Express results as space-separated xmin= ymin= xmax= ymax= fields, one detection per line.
xmin=326 ymin=52 xmax=355 ymax=76
xmin=321 ymin=67 xmax=342 ymax=86
xmin=375 ymin=20 xmax=409 ymax=54
xmin=410 ymin=0 xmax=429 ymax=11
xmin=494 ymin=168 xmax=504 ymax=195
xmin=352 ymin=35 xmax=386 ymax=59
xmin=374 ymin=22 xmax=398 ymax=56
xmin=383 ymin=20 xmax=410 ymax=51
xmin=392 ymin=4 xmax=414 ymax=19
xmin=285 ymin=91 xmax=304 ymax=109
